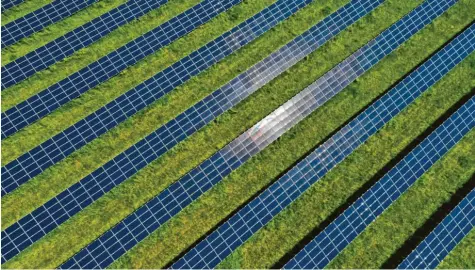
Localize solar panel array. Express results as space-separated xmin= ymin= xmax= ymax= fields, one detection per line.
xmin=2 ymin=0 xmax=472 ymax=268
xmin=284 ymin=96 xmax=475 ymax=269
xmin=0 ymin=0 xmax=313 ymax=196
xmin=172 ymin=12 xmax=472 ymax=269
xmin=0 ymin=0 xmax=243 ymax=139
xmin=0 ymin=0 xmax=366 ymax=199
xmin=0 ymin=0 xmax=316 ymax=263
xmin=398 ymin=188 xmax=475 ymax=269
xmin=1 ymin=0 xmax=169 ymax=90
xmin=1 ymin=0 xmax=99 ymax=48
xmin=1 ymin=0 xmax=25 ymax=13
xmin=57 ymin=0 xmax=454 ymax=268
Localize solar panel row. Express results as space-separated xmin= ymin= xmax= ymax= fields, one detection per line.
xmin=59 ymin=0 xmax=452 ymax=268
xmin=1 ymin=0 xmax=99 ymax=48
xmin=172 ymin=12 xmax=473 ymax=270
xmin=0 ymin=0 xmax=315 ymax=263
xmin=1 ymin=0 xmax=169 ymax=90
xmin=285 ymin=96 xmax=475 ymax=269
xmin=1 ymin=0 xmax=314 ymax=195
xmin=398 ymin=188 xmax=475 ymax=269
xmin=1 ymin=0 xmax=25 ymax=13
xmin=1 ymin=0 xmax=243 ymax=139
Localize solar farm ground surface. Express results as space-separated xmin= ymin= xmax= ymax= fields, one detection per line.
xmin=1 ymin=0 xmax=474 ymax=268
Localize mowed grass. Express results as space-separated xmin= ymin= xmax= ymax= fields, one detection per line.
xmin=0 ymin=0 xmax=201 ymax=111
xmin=327 ymin=130 xmax=475 ymax=268
xmin=219 ymin=55 xmax=475 ymax=268
xmin=109 ymin=1 xmax=475 ymax=268
xmin=1 ymin=0 xmax=276 ymax=163
xmin=1 ymin=0 xmax=126 ymax=65
xmin=2 ymin=0 xmax=346 ymax=228
xmin=1 ymin=0 xmax=416 ymax=267
xmin=438 ymin=229 xmax=475 ymax=269
xmin=1 ymin=0 xmax=51 ymax=25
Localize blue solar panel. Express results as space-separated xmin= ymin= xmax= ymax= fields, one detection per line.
xmin=2 ymin=1 xmax=320 ymax=195
xmin=57 ymin=0 xmax=452 ymax=268
xmin=1 ymin=0 xmax=243 ymax=139
xmin=0 ymin=0 xmax=316 ymax=264
xmin=398 ymin=189 xmax=475 ymax=269
xmin=172 ymin=13 xmax=474 ymax=270
xmin=1 ymin=0 xmax=99 ymax=48
xmin=1 ymin=0 xmax=169 ymax=90
xmin=1 ymin=0 xmax=25 ymax=13
xmin=285 ymin=97 xmax=475 ymax=269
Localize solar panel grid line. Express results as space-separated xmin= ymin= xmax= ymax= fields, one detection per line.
xmin=1 ymin=0 xmax=99 ymax=48
xmin=1 ymin=0 xmax=25 ymax=12
xmin=171 ymin=14 xmax=473 ymax=269
xmin=64 ymin=0 xmax=456 ymax=267
xmin=0 ymin=0 xmax=243 ymax=140
xmin=284 ymin=97 xmax=475 ymax=269
xmin=0 ymin=0 xmax=324 ymax=195
xmin=397 ymin=189 xmax=475 ymax=269
xmin=1 ymin=0 xmax=318 ymax=263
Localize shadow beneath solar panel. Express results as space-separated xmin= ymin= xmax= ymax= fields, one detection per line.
xmin=273 ymin=88 xmax=475 ymax=269
xmin=382 ymin=174 xmax=475 ymax=268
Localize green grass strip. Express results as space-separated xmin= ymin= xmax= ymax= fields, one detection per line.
xmin=1 ymin=0 xmax=126 ymax=65
xmin=0 ymin=0 xmax=200 ymax=111
xmin=0 ymin=0 xmax=283 ymax=231
xmin=219 ymin=60 xmax=475 ymax=268
xmin=0 ymin=0 xmax=275 ymax=164
xmin=1 ymin=0 xmax=51 ymax=26
xmin=327 ymin=131 xmax=475 ymax=268
xmin=438 ymin=229 xmax=475 ymax=269
xmin=0 ymin=0 xmax=411 ymax=268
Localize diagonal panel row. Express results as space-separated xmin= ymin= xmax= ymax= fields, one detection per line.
xmin=1 ymin=0 xmax=169 ymax=90
xmin=0 ymin=0 xmax=314 ymax=195
xmin=172 ymin=14 xmax=473 ymax=269
xmin=1 ymin=0 xmax=25 ymax=13
xmin=0 ymin=0 xmax=242 ymax=139
xmin=398 ymin=188 xmax=475 ymax=269
xmin=1 ymin=0 xmax=99 ymax=48
xmin=285 ymin=96 xmax=475 ymax=269
xmin=61 ymin=0 xmax=448 ymax=268
xmin=0 ymin=0 xmax=315 ymax=264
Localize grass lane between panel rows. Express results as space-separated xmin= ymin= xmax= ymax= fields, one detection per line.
xmin=327 ymin=129 xmax=475 ymax=268
xmin=1 ymin=0 xmax=126 ymax=65
xmin=1 ymin=0 xmax=200 ymax=110
xmin=438 ymin=228 xmax=475 ymax=269
xmin=1 ymin=0 xmax=51 ymax=26
xmin=1 ymin=0 xmax=337 ymax=228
